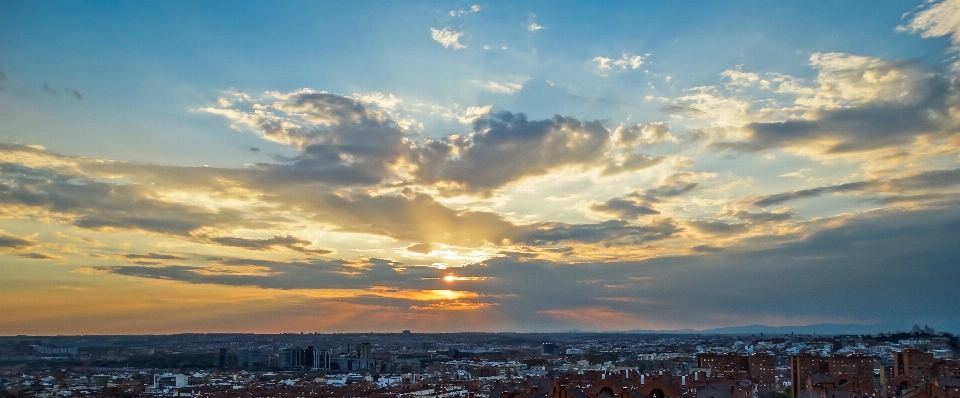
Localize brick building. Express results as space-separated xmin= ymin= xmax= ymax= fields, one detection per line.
xmin=697 ymin=353 xmax=776 ymax=394
xmin=790 ymin=354 xmax=876 ymax=398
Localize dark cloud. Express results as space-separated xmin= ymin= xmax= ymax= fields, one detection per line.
xmin=415 ymin=111 xmax=611 ymax=193
xmin=0 ymin=231 xmax=58 ymax=260
xmin=0 ymin=232 xmax=36 ymax=249
xmin=462 ymin=206 xmax=960 ymax=331
xmin=626 ymin=172 xmax=701 ymax=203
xmin=601 ymin=153 xmax=666 ymax=176
xmin=232 ymin=92 xmax=410 ymax=186
xmin=659 ymin=105 xmax=705 ymax=115
xmin=65 ymin=89 xmax=81 ymax=100
xmin=687 ymin=220 xmax=748 ymax=234
xmin=1 ymin=146 xmax=684 ymax=250
xmin=248 ymin=147 xmax=260 ymax=153
xmin=519 ymin=219 xmax=678 ymax=245
xmin=42 ymin=82 xmax=56 ymax=94
xmin=752 ymin=181 xmax=875 ymax=207
xmin=590 ymin=198 xmax=659 ymax=219
xmin=18 ymin=252 xmax=59 ymax=260
xmin=106 ymin=256 xmax=437 ymax=292
xmin=691 ymin=245 xmax=722 ymax=252
xmin=679 ymin=129 xmax=710 ymax=144
xmin=406 ymin=242 xmax=436 ymax=254
xmin=746 ymin=169 xmax=960 ymax=209
xmin=0 ymin=69 xmax=7 ymax=80
xmin=726 ymin=209 xmax=793 ymax=223
xmin=123 ymin=253 xmax=189 ymax=260
xmin=206 ymin=234 xmax=332 ymax=255
xmin=887 ymin=168 xmax=960 ymax=190
xmin=0 ymin=163 xmax=265 ymax=236
xmin=714 ymin=66 xmax=956 ymax=154
xmin=646 ymin=183 xmax=698 ymax=198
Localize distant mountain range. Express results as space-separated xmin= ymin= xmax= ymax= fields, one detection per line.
xmin=578 ymin=322 xmax=922 ymax=335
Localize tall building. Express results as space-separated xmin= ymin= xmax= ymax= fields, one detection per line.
xmin=697 ymin=353 xmax=777 ymax=394
xmin=747 ymin=354 xmax=777 ymax=390
xmin=238 ymin=350 xmax=264 ymax=369
xmin=281 ymin=346 xmax=330 ymax=371
xmin=790 ymin=354 xmax=875 ymax=398
xmin=357 ymin=342 xmax=372 ymax=360
xmin=543 ymin=343 xmax=559 ymax=355
xmin=218 ymin=348 xmax=229 ymax=368
xmin=895 ymin=349 xmax=935 ymax=381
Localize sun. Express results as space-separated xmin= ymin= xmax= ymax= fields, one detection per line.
xmin=443 ymin=275 xmax=457 ymax=282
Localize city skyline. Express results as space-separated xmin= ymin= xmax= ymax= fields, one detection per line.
xmin=1 ymin=0 xmax=960 ymax=334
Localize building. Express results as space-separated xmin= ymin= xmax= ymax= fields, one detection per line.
xmin=896 ymin=349 xmax=935 ymax=382
xmin=791 ymin=354 xmax=876 ymax=398
xmin=238 ymin=349 xmax=265 ymax=369
xmin=543 ymin=343 xmax=559 ymax=356
xmin=282 ymin=346 xmax=331 ymax=371
xmin=698 ymin=353 xmax=776 ymax=393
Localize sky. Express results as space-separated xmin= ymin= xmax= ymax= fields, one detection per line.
xmin=1 ymin=0 xmax=959 ymax=335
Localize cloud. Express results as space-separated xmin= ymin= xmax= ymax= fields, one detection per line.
xmin=200 ymin=91 xmax=411 ymax=186
xmin=455 ymin=105 xmax=492 ymax=124
xmin=206 ymin=234 xmax=332 ymax=255
xmin=708 ymin=53 xmax=958 ymax=156
xmin=65 ymin=88 xmax=82 ymax=100
xmin=751 ymin=181 xmax=875 ymax=207
xmin=0 ymin=230 xmax=60 ymax=260
xmin=612 ymin=122 xmax=674 ymax=148
xmin=899 ymin=0 xmax=960 ymax=50
xmin=483 ymin=81 xmax=524 ymax=95
xmin=123 ymin=253 xmax=189 ymax=260
xmin=405 ymin=242 xmax=436 ymax=254
xmin=650 ymin=172 xmax=702 ymax=198
xmin=721 ymin=69 xmax=767 ymax=87
xmin=18 ymin=252 xmax=61 ymax=260
xmin=600 ymin=153 xmax=666 ymax=176
xmin=659 ymin=105 xmax=706 ymax=115
xmin=1 ymin=143 xmax=691 ymax=252
xmin=413 ymin=111 xmax=612 ymax=193
xmin=0 ymin=163 xmax=262 ymax=236
xmin=42 ymin=83 xmax=56 ymax=94
xmin=430 ymin=27 xmax=466 ymax=49
xmin=528 ymin=22 xmax=543 ymax=32
xmin=450 ymin=5 xmax=480 ymax=17
xmin=519 ymin=219 xmax=679 ymax=246
xmin=687 ymin=220 xmax=748 ymax=235
xmin=592 ymin=52 xmax=645 ymax=73
xmin=0 ymin=231 xmax=36 ymax=250
xmin=98 ymin=257 xmax=485 ymax=305
xmin=724 ymin=209 xmax=793 ymax=223
xmin=590 ymin=198 xmax=660 ymax=219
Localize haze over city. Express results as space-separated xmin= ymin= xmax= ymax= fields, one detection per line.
xmin=1 ymin=0 xmax=959 ymax=335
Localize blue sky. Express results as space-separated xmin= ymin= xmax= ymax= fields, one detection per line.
xmin=1 ymin=0 xmax=959 ymax=334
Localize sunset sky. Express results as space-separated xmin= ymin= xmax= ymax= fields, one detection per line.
xmin=2 ymin=0 xmax=960 ymax=335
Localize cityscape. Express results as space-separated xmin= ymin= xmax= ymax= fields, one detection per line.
xmin=3 ymin=0 xmax=960 ymax=397
xmin=1 ymin=327 xmax=958 ymax=397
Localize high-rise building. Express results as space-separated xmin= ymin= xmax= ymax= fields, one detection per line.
xmin=357 ymin=342 xmax=371 ymax=360
xmin=790 ymin=354 xmax=875 ymax=398
xmin=696 ymin=353 xmax=777 ymax=394
xmin=895 ymin=349 xmax=935 ymax=381
xmin=542 ymin=343 xmax=559 ymax=355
